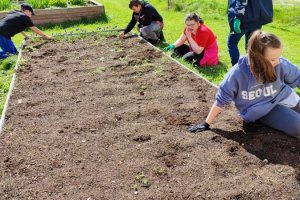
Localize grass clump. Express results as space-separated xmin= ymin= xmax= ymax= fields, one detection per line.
xmin=26 ymin=0 xmax=49 ymax=9
xmin=49 ymin=0 xmax=67 ymax=8
xmin=0 ymin=0 xmax=11 ymax=11
xmin=170 ymin=0 xmax=227 ymax=20
xmin=70 ymin=0 xmax=87 ymax=6
xmin=0 ymin=56 xmax=16 ymax=114
xmin=25 ymin=0 xmax=87 ymax=9
xmin=0 ymin=55 xmax=17 ymax=71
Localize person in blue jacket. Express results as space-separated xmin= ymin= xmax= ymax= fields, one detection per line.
xmin=119 ymin=0 xmax=164 ymax=45
xmin=227 ymin=0 xmax=273 ymax=66
xmin=188 ymin=30 xmax=300 ymax=137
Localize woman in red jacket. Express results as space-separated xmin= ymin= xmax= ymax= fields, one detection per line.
xmin=165 ymin=13 xmax=219 ymax=67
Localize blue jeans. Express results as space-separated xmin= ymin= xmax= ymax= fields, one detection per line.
xmin=259 ymin=101 xmax=300 ymax=137
xmin=0 ymin=35 xmax=18 ymax=59
xmin=227 ymin=28 xmax=260 ymax=66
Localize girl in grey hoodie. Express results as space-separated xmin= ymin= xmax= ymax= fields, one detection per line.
xmin=189 ymin=30 xmax=300 ymax=137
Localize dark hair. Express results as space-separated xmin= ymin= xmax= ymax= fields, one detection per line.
xmin=247 ymin=30 xmax=282 ymax=83
xmin=184 ymin=13 xmax=204 ymax=24
xmin=20 ymin=3 xmax=35 ymax=15
xmin=129 ymin=0 xmax=142 ymax=9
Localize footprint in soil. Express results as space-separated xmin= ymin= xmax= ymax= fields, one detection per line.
xmin=163 ymin=155 xmax=176 ymax=168
xmin=210 ymin=135 xmax=223 ymax=143
xmin=164 ymin=115 xmax=191 ymax=125
xmin=227 ymin=145 xmax=240 ymax=156
xmin=42 ymin=49 xmax=56 ymax=56
xmin=132 ymin=134 xmax=151 ymax=142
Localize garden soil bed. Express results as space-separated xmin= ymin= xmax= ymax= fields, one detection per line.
xmin=0 ymin=35 xmax=299 ymax=199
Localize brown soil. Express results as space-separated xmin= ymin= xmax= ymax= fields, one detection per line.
xmin=0 ymin=35 xmax=299 ymax=200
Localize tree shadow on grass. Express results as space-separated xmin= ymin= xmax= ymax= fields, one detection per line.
xmin=211 ymin=127 xmax=300 ymax=169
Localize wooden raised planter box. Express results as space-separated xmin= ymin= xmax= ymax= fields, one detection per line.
xmin=0 ymin=0 xmax=105 ymax=25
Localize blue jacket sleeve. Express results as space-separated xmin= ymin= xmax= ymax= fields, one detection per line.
xmin=215 ymin=69 xmax=239 ymax=108
xmin=280 ymin=58 xmax=300 ymax=88
xmin=234 ymin=0 xmax=248 ymax=19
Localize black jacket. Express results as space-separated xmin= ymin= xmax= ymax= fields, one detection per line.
xmin=0 ymin=10 xmax=34 ymax=39
xmin=124 ymin=2 xmax=163 ymax=34
xmin=228 ymin=0 xmax=273 ymax=32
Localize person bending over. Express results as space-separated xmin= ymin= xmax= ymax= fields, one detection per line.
xmin=0 ymin=4 xmax=53 ymax=59
xmin=189 ymin=30 xmax=300 ymax=137
xmin=119 ymin=0 xmax=164 ymax=45
xmin=164 ymin=13 xmax=218 ymax=67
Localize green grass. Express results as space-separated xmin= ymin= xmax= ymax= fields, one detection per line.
xmin=26 ymin=0 xmax=49 ymax=9
xmin=70 ymin=0 xmax=87 ymax=6
xmin=23 ymin=0 xmax=87 ymax=9
xmin=273 ymin=0 xmax=300 ymax=4
xmin=0 ymin=56 xmax=17 ymax=114
xmin=1 ymin=0 xmax=300 ymax=115
xmin=0 ymin=0 xmax=12 ymax=10
xmin=48 ymin=0 xmax=67 ymax=8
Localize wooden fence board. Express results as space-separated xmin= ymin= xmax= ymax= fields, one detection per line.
xmin=0 ymin=1 xmax=105 ymax=25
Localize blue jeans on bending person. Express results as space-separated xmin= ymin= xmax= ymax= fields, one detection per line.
xmin=0 ymin=35 xmax=18 ymax=59
xmin=259 ymin=101 xmax=300 ymax=137
xmin=227 ymin=28 xmax=260 ymax=66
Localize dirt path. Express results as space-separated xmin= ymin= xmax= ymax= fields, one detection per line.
xmin=0 ymin=35 xmax=299 ymax=199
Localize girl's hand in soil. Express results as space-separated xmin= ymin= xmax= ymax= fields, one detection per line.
xmin=188 ymin=122 xmax=210 ymax=133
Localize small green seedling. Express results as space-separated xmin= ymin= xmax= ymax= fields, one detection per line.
xmin=26 ymin=46 xmax=37 ymax=52
xmin=94 ymin=67 xmax=106 ymax=74
xmin=154 ymin=66 xmax=163 ymax=76
xmin=140 ymin=85 xmax=147 ymax=91
xmin=134 ymin=173 xmax=150 ymax=188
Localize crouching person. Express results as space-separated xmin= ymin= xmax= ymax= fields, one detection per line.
xmin=164 ymin=13 xmax=218 ymax=67
xmin=188 ymin=30 xmax=300 ymax=137
xmin=0 ymin=4 xmax=53 ymax=59
xmin=119 ymin=0 xmax=164 ymax=45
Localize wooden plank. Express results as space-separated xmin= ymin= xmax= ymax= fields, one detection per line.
xmin=33 ymin=8 xmax=102 ymax=17
xmin=33 ymin=6 xmax=102 ymax=15
xmin=32 ymin=10 xmax=103 ymax=20
xmin=34 ymin=15 xmax=102 ymax=25
xmin=0 ymin=1 xmax=105 ymax=25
